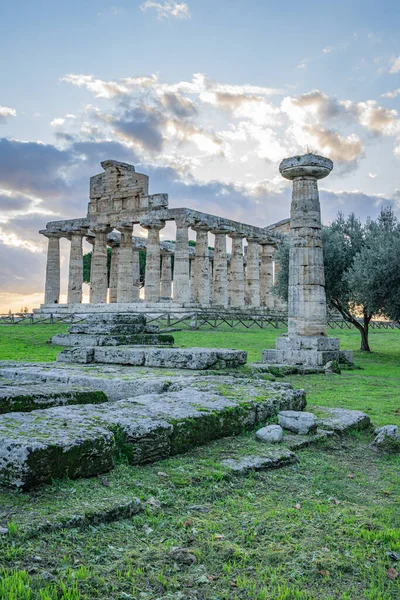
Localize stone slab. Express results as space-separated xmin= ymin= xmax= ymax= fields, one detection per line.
xmin=68 ymin=324 xmax=148 ymax=335
xmin=0 ymin=373 xmax=305 ymax=489
xmin=0 ymin=384 xmax=107 ymax=414
xmin=57 ymin=347 xmax=248 ymax=370
xmin=315 ymin=407 xmax=370 ymax=434
xmin=276 ymin=336 xmax=340 ymax=352
xmin=221 ymin=450 xmax=297 ymax=474
xmin=52 ymin=333 xmax=174 ymax=347
xmin=278 ymin=410 xmax=317 ymax=435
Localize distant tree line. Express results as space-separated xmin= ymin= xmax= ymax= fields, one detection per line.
xmin=275 ymin=207 xmax=400 ymax=352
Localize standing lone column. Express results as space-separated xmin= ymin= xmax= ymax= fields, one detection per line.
xmin=245 ymin=238 xmax=260 ymax=307
xmin=67 ymin=231 xmax=85 ymax=304
xmin=90 ymin=226 xmax=111 ymax=304
xmin=141 ymin=218 xmax=165 ymax=302
xmin=260 ymin=243 xmax=275 ymax=309
xmin=212 ymin=229 xmax=229 ymax=307
xmin=173 ymin=219 xmax=191 ymax=304
xmin=42 ymin=231 xmax=62 ymax=304
xmin=192 ymin=224 xmax=211 ymax=306
xmin=228 ymin=233 xmax=245 ymax=308
xmin=280 ymin=154 xmax=332 ymax=336
xmin=116 ymin=225 xmax=135 ymax=303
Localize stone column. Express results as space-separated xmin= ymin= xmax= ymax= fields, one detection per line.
xmin=189 ymin=255 xmax=195 ymax=302
xmin=42 ymin=231 xmax=62 ymax=304
xmin=192 ymin=225 xmax=211 ymax=306
xmin=228 ymin=233 xmax=245 ymax=308
xmin=116 ymin=225 xmax=135 ymax=303
xmin=132 ymin=243 xmax=141 ymax=301
xmin=141 ymin=218 xmax=165 ymax=302
xmin=67 ymin=231 xmax=85 ymax=304
xmin=90 ymin=226 xmax=111 ymax=304
xmin=245 ymin=238 xmax=260 ymax=307
xmin=260 ymin=243 xmax=275 ymax=309
xmin=212 ymin=229 xmax=229 ymax=307
xmin=173 ymin=219 xmax=191 ymax=304
xmin=108 ymin=239 xmax=120 ymax=303
xmin=160 ymin=252 xmax=172 ymax=299
xmin=279 ymin=154 xmax=333 ymax=336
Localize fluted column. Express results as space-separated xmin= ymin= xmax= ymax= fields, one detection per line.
xmin=229 ymin=233 xmax=245 ymax=308
xmin=160 ymin=252 xmax=172 ymax=299
xmin=173 ymin=219 xmax=191 ymax=304
xmin=260 ymin=243 xmax=275 ymax=309
xmin=189 ymin=255 xmax=195 ymax=302
xmin=116 ymin=225 xmax=135 ymax=303
xmin=132 ymin=244 xmax=141 ymax=301
xmin=42 ymin=231 xmax=62 ymax=304
xmin=212 ymin=229 xmax=229 ymax=307
xmin=141 ymin=218 xmax=165 ymax=302
xmin=245 ymin=238 xmax=260 ymax=307
xmin=67 ymin=231 xmax=85 ymax=304
xmin=193 ymin=225 xmax=211 ymax=306
xmin=108 ymin=240 xmax=119 ymax=303
xmin=90 ymin=226 xmax=111 ymax=304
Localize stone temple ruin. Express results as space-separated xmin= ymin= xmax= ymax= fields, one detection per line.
xmin=0 ymin=153 xmax=370 ymax=493
xmin=38 ymin=159 xmax=289 ymax=313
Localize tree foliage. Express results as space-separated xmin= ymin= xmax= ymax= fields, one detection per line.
xmin=275 ymin=208 xmax=400 ymax=352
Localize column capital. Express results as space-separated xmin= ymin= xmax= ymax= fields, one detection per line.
xmin=40 ymin=229 xmax=64 ymax=239
xmin=175 ymin=216 xmax=195 ymax=229
xmin=210 ymin=226 xmax=232 ymax=236
xmin=66 ymin=228 xmax=88 ymax=241
xmin=192 ymin=221 xmax=210 ymax=233
xmin=140 ymin=217 xmax=165 ymax=230
xmin=91 ymin=225 xmax=112 ymax=235
xmin=279 ymin=153 xmax=333 ymax=181
xmin=228 ymin=231 xmax=246 ymax=239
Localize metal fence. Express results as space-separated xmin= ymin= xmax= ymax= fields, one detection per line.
xmin=1 ymin=311 xmax=399 ymax=331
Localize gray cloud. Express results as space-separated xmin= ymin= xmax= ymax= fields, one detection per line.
xmin=160 ymin=92 xmax=197 ymax=118
xmin=0 ymin=192 xmax=32 ymax=214
xmin=0 ymin=241 xmax=45 ymax=294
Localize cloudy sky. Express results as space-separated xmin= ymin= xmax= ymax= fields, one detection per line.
xmin=2 ymin=0 xmax=400 ymax=311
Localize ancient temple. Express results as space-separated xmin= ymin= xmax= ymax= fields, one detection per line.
xmin=39 ymin=160 xmax=289 ymax=312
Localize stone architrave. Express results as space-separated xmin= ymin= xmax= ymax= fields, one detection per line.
xmin=173 ymin=218 xmax=191 ymax=304
xmin=108 ymin=239 xmax=120 ymax=304
xmin=67 ymin=231 xmax=85 ymax=304
xmin=245 ymin=237 xmax=260 ymax=307
xmin=116 ymin=225 xmax=135 ymax=303
xmin=42 ymin=231 xmax=63 ymax=304
xmin=90 ymin=226 xmax=111 ymax=304
xmin=141 ymin=217 xmax=165 ymax=302
xmin=212 ymin=228 xmax=230 ymax=307
xmin=260 ymin=243 xmax=275 ymax=309
xmin=229 ymin=233 xmax=245 ymax=308
xmin=160 ymin=252 xmax=172 ymax=299
xmin=192 ymin=224 xmax=211 ymax=306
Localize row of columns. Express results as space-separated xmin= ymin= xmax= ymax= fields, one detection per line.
xmin=43 ymin=222 xmax=280 ymax=308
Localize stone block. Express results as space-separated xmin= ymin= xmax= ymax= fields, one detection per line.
xmin=68 ymin=324 xmax=147 ymax=335
xmin=256 ymin=425 xmax=283 ymax=443
xmin=339 ymin=350 xmax=354 ymax=365
xmin=276 ymin=336 xmax=340 ymax=352
xmin=370 ymin=425 xmax=400 ymax=453
xmin=278 ymin=410 xmax=317 ymax=434
xmin=261 ymin=349 xmax=277 ymax=363
xmin=0 ymin=384 xmax=107 ymax=414
xmin=94 ymin=347 xmax=146 ymax=366
xmin=52 ymin=333 xmax=174 ymax=347
xmin=315 ymin=407 xmax=370 ymax=434
xmin=57 ymin=348 xmax=95 ymax=364
xmin=85 ymin=314 xmax=146 ymax=326
xmin=221 ymin=450 xmax=297 ymax=474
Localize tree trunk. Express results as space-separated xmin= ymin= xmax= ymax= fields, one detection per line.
xmin=331 ymin=300 xmax=372 ymax=352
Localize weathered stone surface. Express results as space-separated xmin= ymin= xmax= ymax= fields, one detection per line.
xmin=316 ymin=407 xmax=370 ymax=434
xmin=0 ymin=384 xmax=107 ymax=414
xmin=56 ymin=348 xmax=95 ymax=364
xmin=68 ymin=323 xmax=148 ymax=335
xmin=374 ymin=425 xmax=398 ymax=438
xmin=0 ymin=369 xmax=306 ymax=489
xmin=221 ymin=450 xmax=297 ymax=474
xmin=256 ymin=425 xmax=283 ymax=444
xmin=278 ymin=410 xmax=317 ymax=435
xmin=85 ymin=313 xmax=146 ymax=325
xmin=57 ymin=347 xmax=248 ymax=370
xmin=370 ymin=425 xmax=400 ymax=453
xmin=52 ymin=333 xmax=174 ymax=347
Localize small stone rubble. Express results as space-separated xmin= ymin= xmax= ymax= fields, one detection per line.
xmin=370 ymin=425 xmax=400 ymax=453
xmin=278 ymin=410 xmax=318 ymax=435
xmin=256 ymin=424 xmax=283 ymax=443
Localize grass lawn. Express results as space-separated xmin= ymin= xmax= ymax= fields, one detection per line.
xmin=0 ymin=323 xmax=399 ymax=599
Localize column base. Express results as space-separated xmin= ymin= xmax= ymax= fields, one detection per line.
xmin=262 ymin=335 xmax=353 ymax=367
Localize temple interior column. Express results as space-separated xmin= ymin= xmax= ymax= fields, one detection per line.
xmin=43 ymin=231 xmax=62 ymax=304
xmin=160 ymin=252 xmax=172 ymax=299
xmin=141 ymin=218 xmax=165 ymax=302
xmin=260 ymin=243 xmax=275 ymax=309
xmin=229 ymin=233 xmax=245 ymax=308
xmin=132 ymin=244 xmax=141 ymax=301
xmin=108 ymin=240 xmax=119 ymax=303
xmin=90 ymin=226 xmax=110 ymax=303
xmin=116 ymin=225 xmax=135 ymax=303
xmin=245 ymin=238 xmax=260 ymax=307
xmin=173 ymin=219 xmax=190 ymax=304
xmin=189 ymin=255 xmax=195 ymax=302
xmin=67 ymin=231 xmax=85 ymax=304
xmin=212 ymin=229 xmax=229 ymax=307
xmin=193 ymin=225 xmax=211 ymax=306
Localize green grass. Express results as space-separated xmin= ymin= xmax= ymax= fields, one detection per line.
xmin=0 ymin=323 xmax=399 ymax=598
